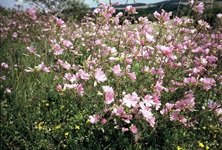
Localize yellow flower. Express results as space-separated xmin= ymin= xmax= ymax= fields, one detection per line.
xmin=60 ymin=105 xmax=65 ymax=109
xmin=177 ymin=146 xmax=182 ymax=150
xmin=42 ymin=99 xmax=47 ymax=103
xmin=205 ymin=145 xmax=209 ymax=150
xmin=203 ymin=126 xmax=206 ymax=129
xmin=38 ymin=121 xmax=45 ymax=130
xmin=45 ymin=103 xmax=49 ymax=106
xmin=75 ymin=125 xmax=80 ymax=130
xmin=65 ymin=132 xmax=69 ymax=136
xmin=198 ymin=142 xmax=204 ymax=148
xmin=86 ymin=119 xmax=90 ymax=124
xmin=55 ymin=125 xmax=61 ymax=129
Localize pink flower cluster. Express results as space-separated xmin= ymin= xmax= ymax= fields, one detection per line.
xmin=1 ymin=2 xmax=221 ymax=137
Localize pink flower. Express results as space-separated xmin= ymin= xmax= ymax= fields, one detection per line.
xmin=101 ymin=118 xmax=107 ymax=125
xmin=56 ymin=18 xmax=66 ymax=27
xmin=112 ymin=64 xmax=122 ymax=76
xmin=143 ymin=95 xmax=155 ymax=107
xmin=37 ymin=62 xmax=50 ymax=72
xmin=122 ymin=127 xmax=129 ymax=132
xmin=78 ymin=69 xmax=90 ymax=81
xmin=93 ymin=8 xmax=100 ymax=14
xmin=112 ymin=107 xmax=124 ymax=116
xmin=148 ymin=117 xmax=156 ymax=128
xmin=200 ymin=78 xmax=215 ymax=90
xmin=154 ymin=80 xmax=164 ymax=92
xmin=26 ymin=8 xmax=36 ymax=20
xmin=146 ymin=33 xmax=155 ymax=43
xmin=56 ymin=85 xmax=63 ymax=91
xmin=193 ymin=2 xmax=204 ymax=14
xmin=149 ymin=67 xmax=156 ymax=74
xmin=109 ymin=57 xmax=118 ymax=62
xmin=198 ymin=20 xmax=210 ymax=28
xmin=217 ymin=13 xmax=222 ymax=18
xmin=108 ymin=6 xmax=115 ymax=14
xmin=121 ymin=114 xmax=132 ymax=123
xmin=153 ymin=11 xmax=160 ymax=19
xmin=160 ymin=103 xmax=174 ymax=115
xmin=64 ymin=73 xmax=78 ymax=83
xmin=130 ymin=125 xmax=138 ymax=134
xmin=122 ymin=92 xmax=140 ymax=108
xmin=54 ymin=43 xmax=64 ymax=55
xmin=77 ymin=84 xmax=84 ymax=96
xmin=62 ymin=40 xmax=73 ymax=48
xmin=170 ymin=109 xmax=180 ymax=121
xmin=95 ymin=68 xmax=107 ymax=83
xmin=189 ymin=0 xmax=194 ymax=6
xmin=5 ymin=88 xmax=11 ymax=93
xmin=95 ymin=40 xmax=101 ymax=45
xmin=63 ymin=84 xmax=77 ymax=90
xmin=166 ymin=103 xmax=174 ymax=110
xmin=156 ymin=45 xmax=172 ymax=55
xmin=1 ymin=75 xmax=6 ymax=80
xmin=128 ymin=72 xmax=136 ymax=82
xmin=208 ymin=101 xmax=220 ymax=109
xmin=154 ymin=10 xmax=172 ymax=22
xmin=197 ymin=2 xmax=204 ymax=13
xmin=139 ymin=102 xmax=153 ymax=120
xmin=183 ymin=77 xmax=197 ymax=85
xmin=157 ymin=68 xmax=164 ymax=76
xmin=27 ymin=46 xmax=36 ymax=53
xmin=26 ymin=46 xmax=41 ymax=57
xmin=1 ymin=62 xmax=9 ymax=69
xmin=153 ymin=93 xmax=162 ymax=110
xmin=206 ymin=55 xmax=218 ymax=64
xmin=12 ymin=32 xmax=18 ymax=38
xmin=89 ymin=114 xmax=101 ymax=124
xmin=179 ymin=117 xmax=187 ymax=124
xmin=125 ymin=5 xmax=137 ymax=14
xmin=102 ymin=86 xmax=115 ymax=104
xmin=61 ymin=61 xmax=71 ymax=70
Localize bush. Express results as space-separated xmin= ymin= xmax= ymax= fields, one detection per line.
xmin=0 ymin=2 xmax=222 ymax=149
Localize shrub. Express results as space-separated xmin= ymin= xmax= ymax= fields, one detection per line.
xmin=0 ymin=1 xmax=221 ymax=149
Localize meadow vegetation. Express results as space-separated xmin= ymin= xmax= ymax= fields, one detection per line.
xmin=0 ymin=1 xmax=222 ymax=149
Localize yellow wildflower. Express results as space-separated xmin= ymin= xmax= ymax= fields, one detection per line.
xmin=177 ymin=146 xmax=182 ymax=150
xmin=205 ymin=145 xmax=209 ymax=150
xmin=38 ymin=121 xmax=45 ymax=130
xmin=86 ymin=119 xmax=90 ymax=124
xmin=75 ymin=125 xmax=80 ymax=130
xmin=45 ymin=103 xmax=49 ymax=106
xmin=203 ymin=126 xmax=206 ymax=129
xmin=198 ymin=142 xmax=204 ymax=148
xmin=42 ymin=99 xmax=47 ymax=103
xmin=60 ymin=105 xmax=65 ymax=109
xmin=55 ymin=125 xmax=61 ymax=129
xmin=65 ymin=132 xmax=69 ymax=136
